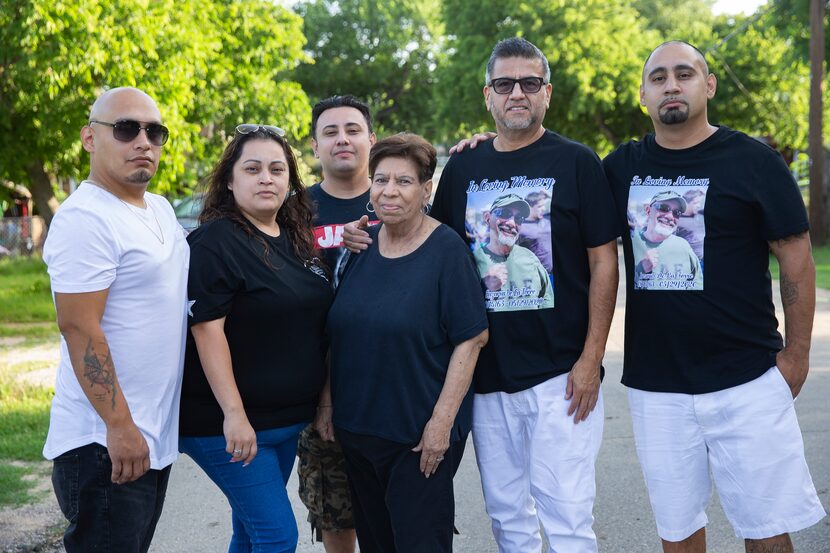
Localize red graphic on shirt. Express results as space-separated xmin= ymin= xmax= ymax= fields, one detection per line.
xmin=313 ymin=221 xmax=380 ymax=249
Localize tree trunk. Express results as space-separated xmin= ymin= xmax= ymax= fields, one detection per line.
xmin=25 ymin=160 xmax=60 ymax=227
xmin=808 ymin=0 xmax=827 ymax=245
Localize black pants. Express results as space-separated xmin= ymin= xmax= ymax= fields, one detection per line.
xmin=336 ymin=427 xmax=466 ymax=553
xmin=51 ymin=443 xmax=171 ymax=553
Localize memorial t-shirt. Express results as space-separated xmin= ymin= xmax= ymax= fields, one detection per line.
xmin=603 ymin=126 xmax=808 ymax=393
xmin=431 ymin=131 xmax=619 ymax=394
xmin=180 ymin=217 xmax=333 ymax=436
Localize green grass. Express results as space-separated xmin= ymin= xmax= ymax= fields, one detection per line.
xmin=0 ymin=463 xmax=39 ymax=506
xmin=0 ymin=376 xmax=53 ymax=506
xmin=769 ymin=245 xmax=830 ymax=290
xmin=0 ymin=257 xmax=55 ymax=323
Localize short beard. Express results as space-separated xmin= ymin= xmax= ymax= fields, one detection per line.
xmin=126 ymin=170 xmax=153 ymax=184
xmin=659 ymin=109 xmax=689 ymax=125
xmin=497 ymin=231 xmax=518 ymax=247
xmin=653 ymin=222 xmax=675 ymax=237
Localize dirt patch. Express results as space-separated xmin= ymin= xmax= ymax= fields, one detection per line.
xmin=0 ymin=489 xmax=63 ymax=553
xmin=0 ymin=345 xmax=60 ymax=369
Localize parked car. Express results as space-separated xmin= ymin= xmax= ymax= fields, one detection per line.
xmin=173 ymin=194 xmax=203 ymax=233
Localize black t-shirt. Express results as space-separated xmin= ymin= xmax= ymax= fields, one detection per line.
xmin=180 ymin=218 xmax=334 ymax=436
xmin=328 ymin=224 xmax=488 ymax=444
xmin=308 ymin=183 xmax=379 ymax=286
xmin=431 ymin=131 xmax=619 ymax=394
xmin=603 ymin=126 xmax=808 ymax=394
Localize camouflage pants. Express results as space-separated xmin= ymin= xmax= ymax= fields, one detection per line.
xmin=296 ymin=424 xmax=355 ymax=539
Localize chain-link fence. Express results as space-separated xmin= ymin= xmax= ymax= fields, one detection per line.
xmin=0 ymin=217 xmax=47 ymax=257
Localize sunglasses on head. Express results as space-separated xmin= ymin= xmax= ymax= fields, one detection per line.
xmin=651 ymin=202 xmax=683 ymax=218
xmin=491 ymin=207 xmax=526 ymax=225
xmin=236 ymin=124 xmax=286 ymax=138
xmin=488 ymin=77 xmax=546 ymax=95
xmin=89 ymin=119 xmax=169 ymax=146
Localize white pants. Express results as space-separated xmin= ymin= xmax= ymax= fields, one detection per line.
xmin=473 ymin=373 xmax=604 ymax=553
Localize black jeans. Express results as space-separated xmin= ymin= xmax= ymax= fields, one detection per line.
xmin=336 ymin=428 xmax=467 ymax=553
xmin=51 ymin=443 xmax=172 ymax=553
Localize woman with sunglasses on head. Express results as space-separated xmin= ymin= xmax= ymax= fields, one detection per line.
xmin=178 ymin=125 xmax=332 ymax=553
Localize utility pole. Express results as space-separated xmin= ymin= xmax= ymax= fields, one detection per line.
xmin=809 ymin=0 xmax=827 ymax=245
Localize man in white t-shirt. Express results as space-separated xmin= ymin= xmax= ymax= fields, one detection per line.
xmin=42 ymin=87 xmax=188 ymax=553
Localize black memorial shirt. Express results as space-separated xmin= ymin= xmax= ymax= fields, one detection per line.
xmin=603 ymin=126 xmax=808 ymax=394
xmin=180 ymin=217 xmax=333 ymax=436
xmin=431 ymin=131 xmax=619 ymax=394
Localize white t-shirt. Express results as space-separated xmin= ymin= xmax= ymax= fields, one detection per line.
xmin=42 ymin=181 xmax=189 ymax=468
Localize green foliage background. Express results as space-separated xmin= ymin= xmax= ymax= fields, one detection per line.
xmin=0 ymin=0 xmax=826 ymax=213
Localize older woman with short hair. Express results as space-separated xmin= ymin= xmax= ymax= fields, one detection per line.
xmin=320 ymin=133 xmax=488 ymax=552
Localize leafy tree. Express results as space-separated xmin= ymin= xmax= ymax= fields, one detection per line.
xmin=0 ymin=0 xmax=309 ymax=224
xmin=632 ymin=0 xmax=716 ymax=45
xmin=706 ymin=13 xmax=812 ymax=150
xmin=294 ymin=0 xmax=442 ymax=138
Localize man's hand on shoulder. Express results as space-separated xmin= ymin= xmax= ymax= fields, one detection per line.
xmin=106 ymin=419 xmax=151 ymax=484
xmin=342 ymin=215 xmax=373 ymax=253
xmin=448 ymin=132 xmax=497 ymax=155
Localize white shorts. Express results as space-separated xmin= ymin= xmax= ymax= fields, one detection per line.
xmin=628 ymin=367 xmax=826 ymax=541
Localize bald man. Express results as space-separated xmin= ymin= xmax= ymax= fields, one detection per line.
xmin=42 ymin=88 xmax=189 ymax=553
xmin=603 ymin=41 xmax=825 ymax=552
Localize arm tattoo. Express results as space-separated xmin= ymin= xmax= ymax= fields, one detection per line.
xmin=83 ymin=340 xmax=117 ymax=409
xmin=780 ymin=272 xmax=799 ymax=307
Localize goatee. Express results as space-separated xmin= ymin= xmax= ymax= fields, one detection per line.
xmin=659 ymin=109 xmax=689 ymax=125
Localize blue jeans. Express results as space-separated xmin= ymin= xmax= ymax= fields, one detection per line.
xmin=51 ymin=443 xmax=171 ymax=553
xmin=180 ymin=422 xmax=306 ymax=553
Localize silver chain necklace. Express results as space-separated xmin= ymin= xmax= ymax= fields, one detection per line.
xmin=87 ymin=180 xmax=165 ymax=244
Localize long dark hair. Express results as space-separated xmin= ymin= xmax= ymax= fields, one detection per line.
xmin=199 ymin=129 xmax=319 ymax=270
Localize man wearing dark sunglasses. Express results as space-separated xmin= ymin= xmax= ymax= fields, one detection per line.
xmin=604 ymin=41 xmax=825 ymax=552
xmin=429 ymin=37 xmax=619 ymax=553
xmin=631 ymin=189 xmax=702 ymax=290
xmin=42 ymin=87 xmax=188 ymax=553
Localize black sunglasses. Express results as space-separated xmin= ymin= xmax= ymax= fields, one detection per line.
xmin=491 ymin=207 xmax=527 ymax=225
xmin=236 ymin=124 xmax=286 ymax=137
xmin=651 ymin=202 xmax=683 ymax=218
xmin=89 ymin=119 xmax=169 ymax=146
xmin=489 ymin=77 xmax=546 ymax=95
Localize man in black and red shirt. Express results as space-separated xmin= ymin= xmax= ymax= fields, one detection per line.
xmin=298 ymin=95 xmax=378 ymax=553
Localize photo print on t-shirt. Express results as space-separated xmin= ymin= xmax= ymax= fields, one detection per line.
xmin=627 ymin=177 xmax=707 ymax=291
xmin=465 ymin=176 xmax=555 ymax=312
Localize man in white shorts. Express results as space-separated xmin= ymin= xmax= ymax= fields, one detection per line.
xmin=603 ymin=41 xmax=826 ymax=552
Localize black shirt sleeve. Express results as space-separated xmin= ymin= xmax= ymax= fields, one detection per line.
xmin=187 ymin=227 xmax=242 ymax=324
xmin=440 ymin=243 xmax=488 ymax=346
xmin=755 ymin=151 xmax=809 ymax=241
xmin=578 ymin=149 xmax=619 ymax=247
